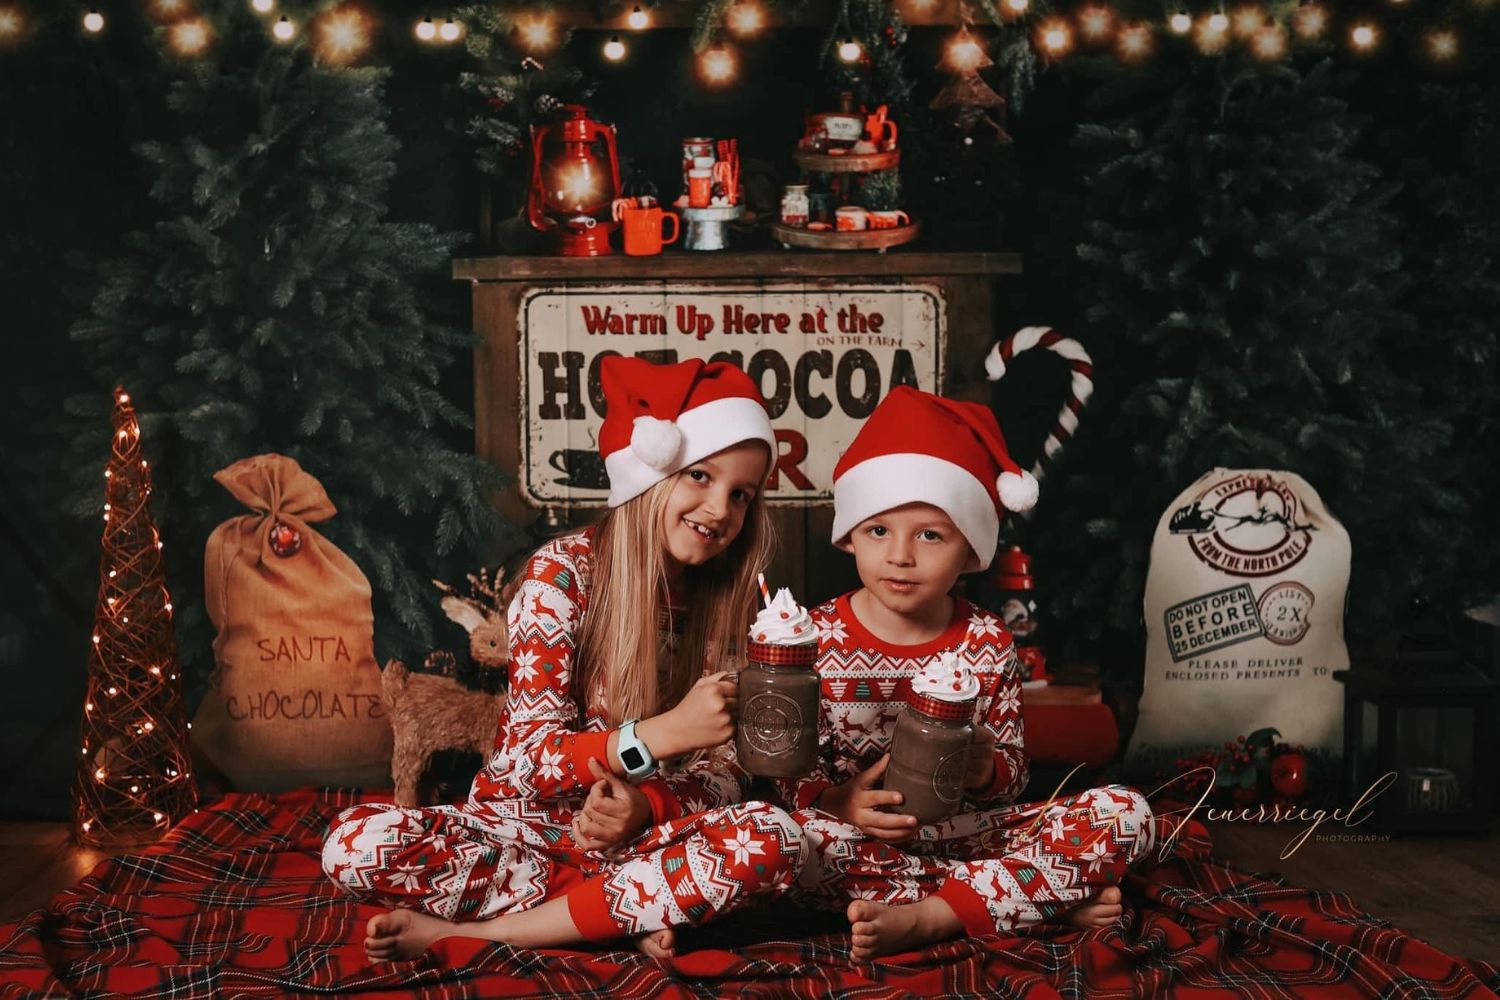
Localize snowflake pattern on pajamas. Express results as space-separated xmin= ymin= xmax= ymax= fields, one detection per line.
xmin=776 ymin=592 xmax=1158 ymax=936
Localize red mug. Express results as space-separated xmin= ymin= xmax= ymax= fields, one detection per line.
xmin=619 ymin=206 xmax=680 ymax=256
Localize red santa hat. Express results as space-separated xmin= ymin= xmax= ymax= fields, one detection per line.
xmin=830 ymin=386 xmax=1037 ymax=571
xmin=599 ymin=356 xmax=777 ymax=507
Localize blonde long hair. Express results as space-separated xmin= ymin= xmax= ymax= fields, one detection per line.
xmin=575 ymin=464 xmax=774 ymax=726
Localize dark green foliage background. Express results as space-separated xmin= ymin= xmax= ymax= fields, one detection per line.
xmin=1 ymin=1 xmax=1496 ymax=815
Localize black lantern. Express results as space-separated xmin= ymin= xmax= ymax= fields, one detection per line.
xmin=1334 ymin=646 xmax=1498 ymax=833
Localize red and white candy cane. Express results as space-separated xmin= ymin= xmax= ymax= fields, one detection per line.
xmin=984 ymin=326 xmax=1094 ymax=483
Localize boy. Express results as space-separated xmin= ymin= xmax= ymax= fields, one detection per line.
xmin=781 ymin=387 xmax=1156 ymax=960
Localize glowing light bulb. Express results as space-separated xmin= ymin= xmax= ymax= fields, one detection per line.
xmin=94 ymin=768 xmax=107 ymax=781
xmin=1038 ymin=18 xmax=1072 ymax=54
xmin=83 ymin=9 xmax=104 ymax=33
xmin=439 ymin=17 xmax=461 ymax=41
xmin=0 ymin=6 xmax=28 ymax=42
xmin=1208 ymin=11 xmax=1230 ymax=32
xmin=273 ymin=15 xmax=295 ymax=41
xmin=317 ymin=9 xmax=368 ymax=62
xmin=144 ymin=721 xmax=155 ymax=732
xmin=1005 ymin=0 xmax=1030 ymax=13
xmin=252 ymin=0 xmax=274 ymax=12
xmin=129 ymin=784 xmax=139 ymax=793
xmin=699 ymin=44 xmax=736 ymax=84
xmin=517 ymin=15 xmax=555 ymax=52
xmin=1169 ymin=11 xmax=1192 ymax=33
xmin=154 ymin=812 xmax=165 ymax=822
xmin=837 ymin=36 xmax=863 ymax=62
xmin=727 ymin=2 xmax=764 ymax=36
xmin=170 ymin=17 xmax=211 ymax=54
xmin=1350 ymin=22 xmax=1376 ymax=48
xmin=108 ymin=686 xmax=118 ymax=696
xmin=86 ymin=703 xmax=94 ymax=712
xmin=946 ymin=28 xmax=985 ymax=72
xmin=604 ymin=34 xmax=626 ymax=60
xmin=1426 ymin=28 xmax=1458 ymax=60
xmin=82 ymin=820 xmax=92 ymax=832
xmin=150 ymin=665 xmax=162 ymax=675
xmin=1077 ymin=5 xmax=1113 ymax=42
xmin=1116 ymin=23 xmax=1153 ymax=60
xmin=1251 ymin=24 xmax=1286 ymax=58
xmin=1232 ymin=5 xmax=1265 ymax=36
xmin=627 ymin=5 xmax=649 ymax=30
xmin=415 ymin=16 xmax=436 ymax=41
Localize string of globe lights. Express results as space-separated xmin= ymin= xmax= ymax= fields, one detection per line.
xmin=0 ymin=0 xmax=1479 ymax=69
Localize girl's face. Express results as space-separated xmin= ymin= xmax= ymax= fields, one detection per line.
xmin=660 ymin=441 xmax=770 ymax=574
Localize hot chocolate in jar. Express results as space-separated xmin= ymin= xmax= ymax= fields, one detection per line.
xmin=883 ymin=652 xmax=979 ymax=824
xmin=736 ymin=587 xmax=819 ymax=777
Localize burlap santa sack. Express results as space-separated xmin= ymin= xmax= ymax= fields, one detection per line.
xmin=192 ymin=454 xmax=392 ymax=790
xmin=1127 ymin=468 xmax=1350 ymax=761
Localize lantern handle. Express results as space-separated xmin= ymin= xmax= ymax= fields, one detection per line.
xmin=527 ymin=121 xmax=557 ymax=232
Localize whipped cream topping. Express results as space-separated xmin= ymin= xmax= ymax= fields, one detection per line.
xmin=911 ymin=649 xmax=980 ymax=703
xmin=750 ymin=587 xmax=816 ymax=644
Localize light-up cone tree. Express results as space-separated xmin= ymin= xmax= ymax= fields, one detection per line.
xmin=73 ymin=387 xmax=196 ymax=848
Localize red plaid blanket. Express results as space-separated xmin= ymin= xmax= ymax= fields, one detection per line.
xmin=2 ymin=790 xmax=1496 ymax=999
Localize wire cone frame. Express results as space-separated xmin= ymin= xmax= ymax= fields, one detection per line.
xmin=73 ymin=387 xmax=197 ymax=847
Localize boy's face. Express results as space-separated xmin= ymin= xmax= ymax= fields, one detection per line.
xmin=843 ymin=503 xmax=973 ymax=616
xmin=660 ymin=440 xmax=768 ymax=572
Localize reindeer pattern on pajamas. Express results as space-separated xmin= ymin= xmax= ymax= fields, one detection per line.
xmin=322 ymin=529 xmax=805 ymax=939
xmin=778 ymin=593 xmax=1157 ymax=937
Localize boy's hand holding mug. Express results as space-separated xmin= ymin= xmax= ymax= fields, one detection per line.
xmin=816 ymin=753 xmax=919 ymax=843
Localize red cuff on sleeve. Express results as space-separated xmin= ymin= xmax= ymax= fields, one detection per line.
xmin=563 ymin=729 xmax=613 ymax=778
xmin=636 ymin=778 xmax=681 ymax=825
xmin=936 ymin=878 xmax=997 ymax=939
xmin=566 ymin=878 xmax=625 ymax=941
xmin=795 ymin=779 xmax=834 ymax=812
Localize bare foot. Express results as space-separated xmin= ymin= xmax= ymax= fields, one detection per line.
xmin=635 ymin=927 xmax=676 ymax=959
xmin=1065 ymin=886 xmax=1123 ymax=930
xmin=365 ymin=908 xmax=465 ymax=962
xmin=847 ymin=897 xmax=963 ymax=962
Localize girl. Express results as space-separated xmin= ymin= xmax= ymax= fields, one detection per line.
xmin=322 ymin=357 xmax=806 ymax=961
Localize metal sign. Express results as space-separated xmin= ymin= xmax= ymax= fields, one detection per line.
xmin=520 ymin=282 xmax=945 ymax=505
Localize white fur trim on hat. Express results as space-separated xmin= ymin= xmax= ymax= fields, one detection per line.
xmin=831 ymin=453 xmax=1000 ymax=572
xmin=997 ymin=470 xmax=1039 ymax=512
xmin=605 ymin=395 xmax=777 ymax=507
xmin=631 ymin=416 xmax=683 ymax=471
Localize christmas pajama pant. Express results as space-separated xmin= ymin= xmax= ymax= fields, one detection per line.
xmin=321 ymin=799 xmax=806 ymax=941
xmin=792 ymin=784 xmax=1157 ymax=936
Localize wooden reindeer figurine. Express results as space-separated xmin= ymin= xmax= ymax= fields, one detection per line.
xmin=382 ymin=569 xmax=516 ymax=806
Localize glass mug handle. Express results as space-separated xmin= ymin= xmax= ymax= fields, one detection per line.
xmin=660 ymin=211 xmax=680 ymax=246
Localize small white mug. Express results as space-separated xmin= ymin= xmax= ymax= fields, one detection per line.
xmin=835 ymin=206 xmax=869 ymax=232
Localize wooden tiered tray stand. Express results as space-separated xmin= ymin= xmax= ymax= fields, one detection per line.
xmin=773 ymin=148 xmax=920 ymax=253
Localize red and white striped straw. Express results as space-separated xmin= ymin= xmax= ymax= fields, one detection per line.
xmin=757 ymin=573 xmax=771 ymax=608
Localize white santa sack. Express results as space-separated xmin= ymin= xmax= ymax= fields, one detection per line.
xmin=1127 ymin=468 xmax=1351 ymax=762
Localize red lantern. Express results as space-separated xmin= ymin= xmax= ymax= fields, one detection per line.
xmin=528 ymin=104 xmax=623 ymax=257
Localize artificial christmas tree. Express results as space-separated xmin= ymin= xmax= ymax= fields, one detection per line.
xmin=68 ymin=3 xmax=515 ymax=688
xmin=74 ymin=387 xmax=196 ymax=848
xmin=1022 ymin=51 xmax=1467 ymax=681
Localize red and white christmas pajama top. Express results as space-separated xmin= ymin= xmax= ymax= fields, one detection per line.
xmin=322 ymin=529 xmax=805 ymax=939
xmin=778 ymin=593 xmax=1157 ymax=936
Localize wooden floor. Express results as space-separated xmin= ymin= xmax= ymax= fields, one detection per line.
xmin=1 ymin=819 xmax=1494 ymax=963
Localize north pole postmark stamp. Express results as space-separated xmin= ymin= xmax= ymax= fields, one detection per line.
xmin=1258 ymin=581 xmax=1314 ymax=646
xmin=1169 ymin=472 xmax=1316 ymax=577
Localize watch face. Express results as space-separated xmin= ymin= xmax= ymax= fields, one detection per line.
xmin=621 ymin=746 xmax=645 ymax=770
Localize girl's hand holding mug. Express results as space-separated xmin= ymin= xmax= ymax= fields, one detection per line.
xmin=644 ymin=671 xmax=738 ymax=756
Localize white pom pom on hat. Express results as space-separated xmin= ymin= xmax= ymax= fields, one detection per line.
xmin=630 ymin=415 xmax=683 ymax=471
xmin=997 ymin=469 xmax=1039 ymax=513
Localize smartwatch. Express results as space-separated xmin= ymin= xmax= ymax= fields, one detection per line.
xmin=616 ymin=720 xmax=658 ymax=779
